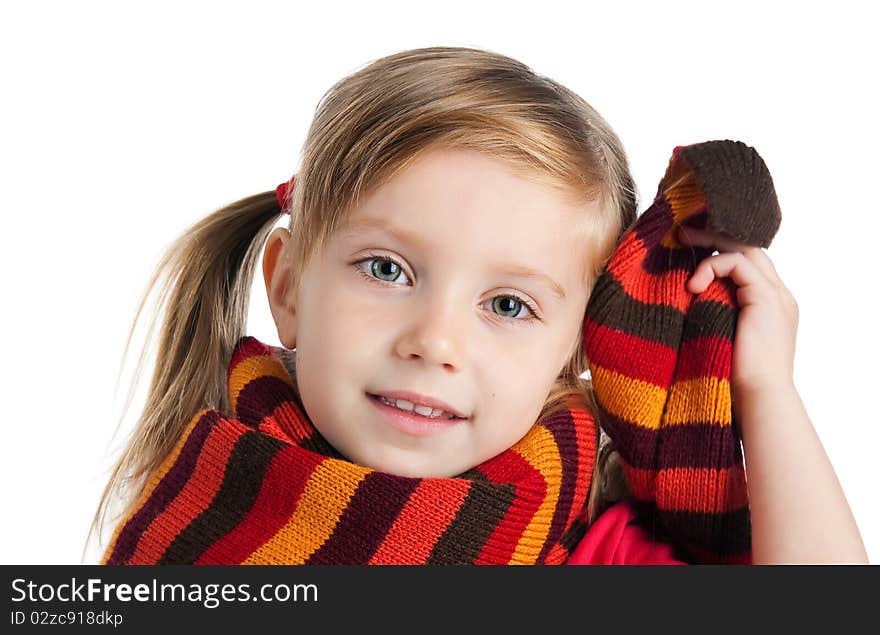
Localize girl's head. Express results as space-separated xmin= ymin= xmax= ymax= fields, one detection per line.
xmin=91 ymin=46 xmax=636 ymax=549
xmin=263 ymin=47 xmax=636 ymax=477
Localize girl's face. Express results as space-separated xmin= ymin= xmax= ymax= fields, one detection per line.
xmin=265 ymin=148 xmax=597 ymax=477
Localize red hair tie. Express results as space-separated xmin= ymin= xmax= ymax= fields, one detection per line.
xmin=275 ymin=175 xmax=296 ymax=214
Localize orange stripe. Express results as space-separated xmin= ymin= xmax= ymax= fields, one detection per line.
xmin=662 ymin=156 xmax=707 ymax=227
xmin=128 ymin=419 xmax=247 ymax=564
xmin=228 ymin=354 xmax=292 ymax=414
xmin=509 ymin=425 xmax=561 ymax=564
xmin=243 ymin=458 xmax=369 ymax=564
xmin=606 ymin=239 xmax=693 ymax=311
xmin=663 ymin=376 xmax=733 ymax=425
xmin=368 ymin=479 xmax=471 ymax=564
xmin=593 ymin=369 xmax=734 ymax=428
xmin=591 ymin=366 xmax=669 ymax=429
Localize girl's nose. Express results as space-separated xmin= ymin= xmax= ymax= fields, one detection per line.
xmin=392 ymin=297 xmax=466 ymax=372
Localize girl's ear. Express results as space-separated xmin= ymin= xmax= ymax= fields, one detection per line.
xmin=263 ymin=227 xmax=297 ymax=349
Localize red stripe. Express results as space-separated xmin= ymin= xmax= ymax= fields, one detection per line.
xmin=624 ymin=463 xmax=748 ymax=514
xmin=675 ymin=335 xmax=733 ymax=380
xmin=474 ymin=451 xmax=545 ymax=564
xmin=544 ymin=542 xmax=571 ymax=564
xmin=194 ymin=446 xmax=324 ymax=564
xmin=656 ymin=465 xmax=748 ymax=514
xmin=698 ymin=275 xmax=738 ymax=307
xmin=604 ymin=222 xmax=694 ymax=308
xmin=583 ymin=317 xmax=678 ymax=387
xmin=258 ymin=399 xmax=315 ymax=444
xmin=558 ymin=401 xmax=596 ymax=534
xmin=129 ymin=421 xmax=247 ymax=564
xmin=620 ymin=459 xmax=657 ymax=502
xmin=369 ymin=479 xmax=471 ymax=564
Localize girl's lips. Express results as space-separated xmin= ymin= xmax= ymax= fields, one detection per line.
xmin=367 ymin=393 xmax=466 ymax=437
xmin=370 ymin=389 xmax=467 ymax=419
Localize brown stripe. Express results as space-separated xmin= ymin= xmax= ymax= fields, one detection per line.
xmin=682 ymin=300 xmax=736 ymax=342
xmin=158 ymin=430 xmax=286 ymax=564
xmin=597 ymin=403 xmax=658 ymax=469
xmin=558 ymin=516 xmax=589 ymax=555
xmin=599 ymin=404 xmax=742 ymax=470
xmin=599 ymin=405 xmax=743 ymax=469
xmin=678 ymin=141 xmax=781 ymax=248
xmin=631 ymin=500 xmax=751 ymax=557
xmin=589 ymin=275 xmax=739 ymax=351
xmin=658 ymin=419 xmax=744 ymax=468
xmin=629 ymin=194 xmax=673 ymax=253
xmin=536 ymin=410 xmax=579 ymax=562
xmin=427 ymin=480 xmax=517 ymax=564
xmin=587 ymin=273 xmax=684 ymax=348
xmin=236 ymin=375 xmax=299 ymax=427
xmin=306 ymin=472 xmax=420 ymax=564
xmin=455 ymin=467 xmax=488 ymax=481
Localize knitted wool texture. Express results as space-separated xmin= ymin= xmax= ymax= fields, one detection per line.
xmin=582 ymin=139 xmax=781 ymax=564
xmin=102 ymin=336 xmax=599 ymax=564
xmin=104 ymin=139 xmax=778 ymax=565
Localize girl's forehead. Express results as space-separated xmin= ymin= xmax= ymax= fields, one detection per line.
xmin=354 ymin=148 xmax=585 ymax=211
xmin=328 ymin=148 xmax=600 ymax=285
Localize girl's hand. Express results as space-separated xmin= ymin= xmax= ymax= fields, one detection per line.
xmin=677 ymin=226 xmax=800 ymax=402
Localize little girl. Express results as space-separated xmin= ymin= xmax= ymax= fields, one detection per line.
xmin=92 ymin=46 xmax=867 ymax=564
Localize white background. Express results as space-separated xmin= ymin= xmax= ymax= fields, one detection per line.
xmin=1 ymin=1 xmax=877 ymax=564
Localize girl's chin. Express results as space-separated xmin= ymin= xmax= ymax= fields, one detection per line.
xmin=351 ymin=447 xmax=469 ymax=479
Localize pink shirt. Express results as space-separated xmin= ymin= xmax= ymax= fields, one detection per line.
xmin=567 ymin=500 xmax=686 ymax=565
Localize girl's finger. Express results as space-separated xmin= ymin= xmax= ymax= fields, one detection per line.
xmin=687 ymin=251 xmax=768 ymax=299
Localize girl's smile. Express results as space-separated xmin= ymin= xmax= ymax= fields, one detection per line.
xmin=366 ymin=392 xmax=468 ymax=437
xmin=367 ymin=389 xmax=469 ymax=419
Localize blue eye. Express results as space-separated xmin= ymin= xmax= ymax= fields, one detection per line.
xmin=492 ymin=296 xmax=528 ymax=319
xmin=370 ymin=258 xmax=404 ymax=282
xmin=357 ymin=256 xmax=411 ymax=285
xmin=487 ymin=294 xmax=539 ymax=322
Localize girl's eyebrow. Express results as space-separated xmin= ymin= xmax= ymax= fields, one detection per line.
xmin=344 ymin=217 xmax=567 ymax=301
xmin=491 ymin=264 xmax=566 ymax=301
xmin=343 ymin=217 xmax=432 ymax=251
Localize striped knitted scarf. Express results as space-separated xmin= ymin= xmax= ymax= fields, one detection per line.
xmin=583 ymin=139 xmax=780 ymax=564
xmin=102 ymin=336 xmax=598 ymax=565
xmin=104 ymin=139 xmax=778 ymax=565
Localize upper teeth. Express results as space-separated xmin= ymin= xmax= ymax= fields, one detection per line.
xmin=378 ymin=396 xmax=456 ymax=419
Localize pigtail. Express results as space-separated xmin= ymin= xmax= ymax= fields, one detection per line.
xmin=85 ymin=189 xmax=284 ymax=560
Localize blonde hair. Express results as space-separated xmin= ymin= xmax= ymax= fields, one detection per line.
xmin=87 ymin=46 xmax=638 ymax=558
